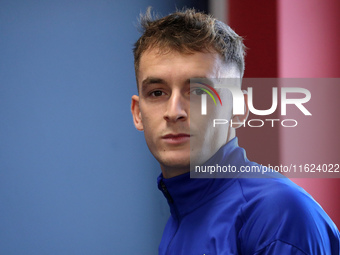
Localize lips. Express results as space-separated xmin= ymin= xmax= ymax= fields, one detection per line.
xmin=161 ymin=133 xmax=191 ymax=145
xmin=162 ymin=133 xmax=190 ymax=139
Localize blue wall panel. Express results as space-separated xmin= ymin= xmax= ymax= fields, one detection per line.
xmin=0 ymin=0 xmax=207 ymax=254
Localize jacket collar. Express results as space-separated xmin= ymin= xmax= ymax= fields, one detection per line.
xmin=157 ymin=137 xmax=246 ymax=218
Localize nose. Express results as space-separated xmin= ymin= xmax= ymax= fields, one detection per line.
xmin=163 ymin=91 xmax=188 ymax=122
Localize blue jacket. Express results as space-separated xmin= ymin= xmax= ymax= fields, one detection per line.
xmin=157 ymin=138 xmax=340 ymax=254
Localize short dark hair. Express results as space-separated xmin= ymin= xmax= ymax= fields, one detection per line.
xmin=133 ymin=8 xmax=246 ymax=81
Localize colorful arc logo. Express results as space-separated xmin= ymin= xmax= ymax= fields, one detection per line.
xmin=197 ymin=82 xmax=222 ymax=115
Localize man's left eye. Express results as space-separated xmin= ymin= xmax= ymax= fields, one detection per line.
xmin=191 ymin=88 xmax=207 ymax=96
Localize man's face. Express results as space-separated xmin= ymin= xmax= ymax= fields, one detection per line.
xmin=131 ymin=48 xmax=240 ymax=178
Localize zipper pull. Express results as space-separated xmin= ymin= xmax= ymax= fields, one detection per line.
xmin=160 ymin=180 xmax=174 ymax=204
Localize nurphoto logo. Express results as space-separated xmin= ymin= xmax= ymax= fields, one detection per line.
xmin=192 ymin=78 xmax=312 ymax=128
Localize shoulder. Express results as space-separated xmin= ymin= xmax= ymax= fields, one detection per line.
xmin=235 ymin=177 xmax=340 ymax=255
xmin=236 ymin=176 xmax=320 ymax=228
xmin=237 ymin=174 xmax=313 ymax=210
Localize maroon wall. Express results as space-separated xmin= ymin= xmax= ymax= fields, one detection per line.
xmin=228 ymin=0 xmax=340 ymax=227
xmin=278 ymin=0 xmax=340 ymax=227
xmin=228 ymin=0 xmax=280 ymax=166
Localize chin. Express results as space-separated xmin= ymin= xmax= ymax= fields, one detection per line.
xmin=157 ymin=152 xmax=191 ymax=169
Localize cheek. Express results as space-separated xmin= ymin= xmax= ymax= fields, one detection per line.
xmin=140 ymin=103 xmax=161 ymax=125
xmin=218 ymin=92 xmax=234 ymax=118
xmin=190 ymin=104 xmax=232 ymax=134
xmin=215 ymin=106 xmax=233 ymax=121
xmin=141 ymin=115 xmax=157 ymax=136
xmin=140 ymin=108 xmax=163 ymax=142
xmin=142 ymin=119 xmax=160 ymax=154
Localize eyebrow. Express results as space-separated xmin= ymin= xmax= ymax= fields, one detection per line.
xmin=140 ymin=76 xmax=216 ymax=92
xmin=141 ymin=77 xmax=167 ymax=92
xmin=190 ymin=77 xmax=215 ymax=87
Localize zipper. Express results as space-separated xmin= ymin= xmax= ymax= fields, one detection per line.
xmin=160 ymin=180 xmax=173 ymax=204
xmin=160 ymin=180 xmax=181 ymax=255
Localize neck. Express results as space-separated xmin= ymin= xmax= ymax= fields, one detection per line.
xmin=160 ymin=165 xmax=190 ymax=179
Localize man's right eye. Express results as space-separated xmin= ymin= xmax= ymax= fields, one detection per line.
xmin=150 ymin=90 xmax=165 ymax=97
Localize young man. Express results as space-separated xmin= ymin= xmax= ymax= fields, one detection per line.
xmin=131 ymin=8 xmax=340 ymax=254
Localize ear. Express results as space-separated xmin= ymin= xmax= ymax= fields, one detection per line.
xmin=131 ymin=95 xmax=144 ymax=131
xmin=231 ymin=91 xmax=249 ymax=129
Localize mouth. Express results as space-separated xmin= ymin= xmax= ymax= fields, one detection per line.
xmin=161 ymin=133 xmax=191 ymax=145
